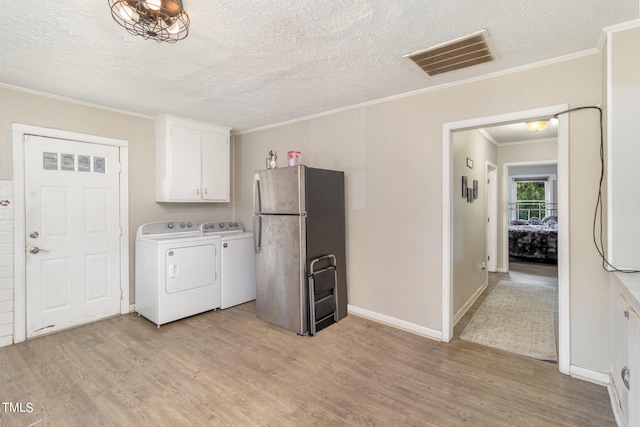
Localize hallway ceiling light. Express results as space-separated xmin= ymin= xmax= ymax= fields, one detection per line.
xmin=108 ymin=0 xmax=190 ymax=43
xmin=525 ymin=120 xmax=550 ymax=132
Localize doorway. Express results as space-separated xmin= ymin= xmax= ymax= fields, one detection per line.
xmin=504 ymin=162 xmax=558 ymax=271
xmin=441 ymin=104 xmax=571 ymax=374
xmin=12 ymin=124 xmax=129 ymax=343
xmin=486 ymin=162 xmax=497 ymax=272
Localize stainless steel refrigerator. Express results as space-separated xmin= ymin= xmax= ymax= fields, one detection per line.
xmin=253 ymin=165 xmax=347 ymax=335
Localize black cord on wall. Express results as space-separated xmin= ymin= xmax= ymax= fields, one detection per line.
xmin=554 ymin=106 xmax=640 ymax=273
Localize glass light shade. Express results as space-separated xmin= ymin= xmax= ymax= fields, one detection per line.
xmin=117 ymin=3 xmax=137 ymax=21
xmin=144 ymin=0 xmax=161 ymax=11
xmin=167 ymin=21 xmax=181 ymax=34
xmin=525 ymin=121 xmax=550 ymax=132
xmin=144 ymin=0 xmax=161 ymax=10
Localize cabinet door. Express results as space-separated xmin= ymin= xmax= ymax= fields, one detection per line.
xmin=613 ymin=292 xmax=630 ymax=423
xmin=629 ymin=307 xmax=640 ymax=427
xmin=201 ymin=131 xmax=229 ymax=201
xmin=169 ymin=125 xmax=202 ymax=201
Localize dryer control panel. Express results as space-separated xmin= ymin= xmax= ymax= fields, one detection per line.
xmin=137 ymin=221 xmax=197 ymax=237
xmin=200 ymin=221 xmax=244 ymax=234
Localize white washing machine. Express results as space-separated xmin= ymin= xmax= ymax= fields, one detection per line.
xmin=135 ymin=221 xmax=222 ymax=327
xmin=200 ymin=221 xmax=256 ymax=309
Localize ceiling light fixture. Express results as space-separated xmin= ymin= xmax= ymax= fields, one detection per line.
xmin=108 ymin=0 xmax=190 ymax=43
xmin=525 ymin=120 xmax=550 ymax=132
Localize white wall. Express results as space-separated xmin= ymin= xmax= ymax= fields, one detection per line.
xmin=0 ymin=180 xmax=13 ymax=347
xmin=234 ymin=52 xmax=610 ymax=372
xmin=452 ymin=130 xmax=496 ymax=316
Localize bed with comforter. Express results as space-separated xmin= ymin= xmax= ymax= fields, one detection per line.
xmin=508 ymin=216 xmax=558 ymax=263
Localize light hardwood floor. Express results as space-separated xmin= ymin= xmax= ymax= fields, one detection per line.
xmin=1 ymin=285 xmax=614 ymax=426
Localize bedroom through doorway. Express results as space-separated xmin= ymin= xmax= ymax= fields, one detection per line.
xmin=443 ymin=104 xmax=569 ymax=373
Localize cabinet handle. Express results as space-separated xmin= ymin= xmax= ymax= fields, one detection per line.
xmin=204 ymin=188 xmax=208 ymax=195
xmin=196 ymin=188 xmax=200 ymax=196
xmin=621 ymin=365 xmax=630 ymax=390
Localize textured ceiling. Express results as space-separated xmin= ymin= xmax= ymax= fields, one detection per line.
xmin=0 ymin=1 xmax=637 ymax=132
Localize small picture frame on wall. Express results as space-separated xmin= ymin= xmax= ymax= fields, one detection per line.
xmin=466 ymin=157 xmax=474 ymax=169
xmin=462 ymin=176 xmax=468 ymax=197
xmin=473 ymin=179 xmax=478 ymax=200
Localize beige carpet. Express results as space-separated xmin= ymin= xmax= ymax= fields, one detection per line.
xmin=460 ymin=279 xmax=557 ymax=362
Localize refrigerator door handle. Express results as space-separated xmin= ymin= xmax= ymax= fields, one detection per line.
xmin=253 ymin=215 xmax=262 ymax=254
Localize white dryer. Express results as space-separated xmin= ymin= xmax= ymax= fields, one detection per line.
xmin=200 ymin=221 xmax=256 ymax=309
xmin=135 ymin=221 xmax=221 ymax=327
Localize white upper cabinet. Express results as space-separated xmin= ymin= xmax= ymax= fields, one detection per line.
xmin=155 ymin=114 xmax=231 ymax=202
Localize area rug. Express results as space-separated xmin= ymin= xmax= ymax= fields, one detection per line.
xmin=460 ymin=279 xmax=557 ymax=362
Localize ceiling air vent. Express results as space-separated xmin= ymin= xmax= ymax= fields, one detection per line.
xmin=405 ymin=29 xmax=496 ymax=76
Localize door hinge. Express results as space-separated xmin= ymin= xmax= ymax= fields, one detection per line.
xmin=487 ymin=217 xmax=490 ymax=222
xmin=120 ymin=289 xmax=124 ymax=300
xmin=487 ymin=255 xmax=490 ymax=261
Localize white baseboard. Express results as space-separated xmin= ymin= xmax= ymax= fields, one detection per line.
xmin=453 ymin=281 xmax=487 ymax=326
xmin=0 ymin=335 xmax=12 ymax=348
xmin=496 ymin=268 xmax=508 ymax=273
xmin=130 ymin=304 xmax=135 ymax=313
xmin=570 ymin=365 xmax=610 ymax=386
xmin=607 ymin=381 xmax=624 ymax=427
xmin=347 ymin=304 xmax=442 ymax=341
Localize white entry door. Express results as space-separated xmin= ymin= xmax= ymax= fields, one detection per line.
xmin=24 ymin=135 xmax=122 ymax=338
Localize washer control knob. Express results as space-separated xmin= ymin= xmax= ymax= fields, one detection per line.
xmin=167 ymin=223 xmax=174 ymax=229
xmin=223 ymin=243 xmax=228 ymax=248
xmin=219 ymin=223 xmax=224 ymax=228
xmin=187 ymin=223 xmax=193 ymax=227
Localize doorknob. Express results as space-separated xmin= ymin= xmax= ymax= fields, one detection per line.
xmin=30 ymin=231 xmax=39 ymax=239
xmin=29 ymin=247 xmax=49 ymax=254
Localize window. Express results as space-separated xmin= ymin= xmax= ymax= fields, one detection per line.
xmin=515 ymin=181 xmax=546 ymax=220
xmin=508 ymin=173 xmax=557 ymax=222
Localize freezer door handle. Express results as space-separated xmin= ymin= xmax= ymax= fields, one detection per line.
xmin=253 ymin=174 xmax=262 ymax=214
xmin=253 ymin=215 xmax=262 ymax=254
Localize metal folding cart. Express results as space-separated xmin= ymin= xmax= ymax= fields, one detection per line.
xmin=307 ymin=254 xmax=339 ymax=336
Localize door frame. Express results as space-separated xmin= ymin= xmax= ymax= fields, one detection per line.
xmin=486 ymin=161 xmax=498 ymax=272
xmin=12 ymin=123 xmax=129 ymax=343
xmin=441 ymin=104 xmax=570 ymax=375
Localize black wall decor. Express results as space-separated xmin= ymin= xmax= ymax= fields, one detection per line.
xmin=462 ymin=176 xmax=468 ymax=197
xmin=462 ymin=176 xmax=479 ymax=203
